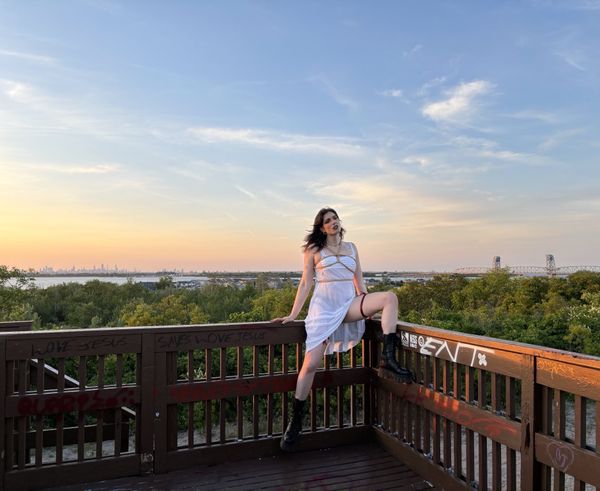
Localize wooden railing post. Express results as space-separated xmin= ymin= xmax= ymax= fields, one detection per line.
xmin=153 ymin=347 xmax=168 ymax=474
xmin=520 ymin=354 xmax=543 ymax=490
xmin=0 ymin=337 xmax=6 ymax=491
xmin=139 ymin=333 xmax=155 ymax=474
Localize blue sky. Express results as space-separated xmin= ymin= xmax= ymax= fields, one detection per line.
xmin=1 ymin=1 xmax=599 ymax=271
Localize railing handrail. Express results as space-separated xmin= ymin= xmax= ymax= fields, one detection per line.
xmin=3 ymin=319 xmax=597 ymax=368
xmin=398 ymin=320 xmax=600 ymax=369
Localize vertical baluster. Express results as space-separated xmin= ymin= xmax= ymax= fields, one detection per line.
xmin=166 ymin=352 xmax=178 ymax=452
xmin=56 ymin=358 xmax=65 ymax=464
xmin=310 ymin=381 xmax=318 ymax=432
xmin=115 ymin=354 xmax=123 ymax=387
xmin=205 ymin=348 xmax=212 ymax=445
xmin=267 ymin=345 xmax=274 ymax=436
xmin=237 ymin=347 xmax=243 ymax=441
xmin=424 ymin=355 xmax=432 ymax=457
xmin=220 ymin=348 xmax=226 ymax=443
xmin=337 ymin=352 xmax=343 ymax=428
xmin=415 ymin=354 xmax=422 ymax=452
xmin=478 ymin=368 xmax=487 ymax=490
xmin=350 ymin=346 xmax=357 ymax=427
xmin=552 ymin=389 xmax=565 ymax=491
xmin=77 ymin=356 xmax=87 ymax=462
xmin=362 ymin=339 xmax=370 ymax=425
xmin=574 ymin=396 xmax=586 ymax=491
xmin=17 ymin=359 xmax=27 ymax=469
xmin=253 ymin=347 xmax=259 ymax=438
xmin=5 ymin=359 xmax=15 ymax=471
xmin=466 ymin=366 xmax=475 ymax=485
xmin=282 ymin=344 xmax=288 ymax=433
xmin=96 ymin=355 xmax=105 ymax=458
xmin=406 ymin=350 xmax=413 ymax=444
xmin=491 ymin=373 xmax=502 ymax=490
xmin=433 ymin=357 xmax=441 ymax=465
xmin=35 ymin=358 xmax=44 ymax=467
xmin=0 ymin=341 xmax=8 ymax=482
xmin=541 ymin=386 xmax=553 ymax=488
xmin=370 ymin=335 xmax=379 ymax=426
xmin=187 ymin=351 xmax=194 ymax=448
xmin=453 ymin=363 xmax=462 ymax=480
xmin=324 ymin=354 xmax=330 ymax=428
xmin=504 ymin=376 xmax=516 ymax=490
xmin=443 ymin=360 xmax=452 ymax=469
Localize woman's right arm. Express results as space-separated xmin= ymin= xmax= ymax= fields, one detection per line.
xmin=272 ymin=248 xmax=315 ymax=324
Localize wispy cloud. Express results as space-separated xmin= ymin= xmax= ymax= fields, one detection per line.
xmin=27 ymin=163 xmax=120 ymax=174
xmin=508 ymin=109 xmax=559 ymax=124
xmin=554 ymin=49 xmax=587 ymax=71
xmin=417 ymin=76 xmax=447 ymax=96
xmin=532 ymin=0 xmax=600 ymax=11
xmin=538 ymin=128 xmax=584 ymax=150
xmin=0 ymin=49 xmax=56 ymax=65
xmin=308 ymin=75 xmax=358 ymax=110
xmin=235 ymin=185 xmax=257 ymax=200
xmin=188 ymin=126 xmax=364 ymax=157
xmin=421 ymin=80 xmax=495 ymax=125
xmin=403 ymin=44 xmax=423 ymax=58
xmin=378 ymin=88 xmax=410 ymax=103
xmin=0 ymin=79 xmax=128 ymax=139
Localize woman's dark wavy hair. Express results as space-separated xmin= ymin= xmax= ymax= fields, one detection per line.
xmin=302 ymin=207 xmax=346 ymax=252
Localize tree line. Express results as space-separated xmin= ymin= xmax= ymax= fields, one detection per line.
xmin=2 ymin=265 xmax=600 ymax=356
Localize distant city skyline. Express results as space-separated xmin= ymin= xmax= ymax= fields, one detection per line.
xmin=1 ymin=2 xmax=600 ymax=272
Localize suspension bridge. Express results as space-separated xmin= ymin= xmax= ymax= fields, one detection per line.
xmin=454 ymin=254 xmax=600 ymax=276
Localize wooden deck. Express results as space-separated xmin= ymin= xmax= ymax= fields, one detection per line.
xmin=42 ymin=442 xmax=434 ymax=491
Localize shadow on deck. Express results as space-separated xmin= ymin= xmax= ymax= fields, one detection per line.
xmin=1 ymin=319 xmax=600 ymax=490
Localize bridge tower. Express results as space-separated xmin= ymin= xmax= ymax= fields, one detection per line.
xmin=492 ymin=256 xmax=501 ymax=269
xmin=546 ymin=254 xmax=556 ymax=277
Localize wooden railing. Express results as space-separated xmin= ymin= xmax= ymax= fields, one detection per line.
xmin=0 ymin=321 xmax=32 ymax=333
xmin=380 ymin=322 xmax=600 ymax=490
xmin=1 ymin=320 xmax=599 ymax=490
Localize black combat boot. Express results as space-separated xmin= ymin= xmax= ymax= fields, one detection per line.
xmin=381 ymin=333 xmax=414 ymax=383
xmin=280 ymin=398 xmax=306 ymax=452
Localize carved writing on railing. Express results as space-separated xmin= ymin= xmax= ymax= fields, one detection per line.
xmin=156 ymin=330 xmax=266 ymax=350
xmin=400 ymin=331 xmax=495 ymax=368
xmin=32 ymin=336 xmax=129 ymax=357
xmin=13 ymin=387 xmax=137 ymax=416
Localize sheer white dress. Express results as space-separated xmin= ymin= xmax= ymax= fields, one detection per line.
xmin=304 ymin=243 xmax=365 ymax=354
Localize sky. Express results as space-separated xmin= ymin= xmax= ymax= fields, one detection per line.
xmin=1 ymin=0 xmax=600 ymax=272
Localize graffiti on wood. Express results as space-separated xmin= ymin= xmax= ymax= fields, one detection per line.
xmin=400 ymin=331 xmax=495 ymax=368
xmin=16 ymin=388 xmax=136 ymax=416
xmin=547 ymin=441 xmax=574 ymax=472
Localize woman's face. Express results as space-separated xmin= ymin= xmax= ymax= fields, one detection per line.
xmin=320 ymin=211 xmax=340 ymax=236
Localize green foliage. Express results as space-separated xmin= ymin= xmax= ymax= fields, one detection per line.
xmin=4 ymin=264 xmax=600 ymax=357
xmin=0 ymin=265 xmax=35 ymax=321
xmin=120 ymin=294 xmax=210 ymax=326
xmin=395 ymin=271 xmax=600 ymax=356
xmin=229 ymin=285 xmax=305 ymax=322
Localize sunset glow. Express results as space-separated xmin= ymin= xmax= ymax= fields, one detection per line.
xmin=1 ymin=2 xmax=599 ymax=271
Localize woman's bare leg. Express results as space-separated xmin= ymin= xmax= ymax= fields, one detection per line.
xmin=343 ymin=291 xmax=398 ymax=333
xmin=294 ymin=341 xmax=328 ymax=400
xmin=344 ymin=291 xmax=412 ymax=382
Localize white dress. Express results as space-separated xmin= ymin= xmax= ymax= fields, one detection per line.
xmin=304 ymin=243 xmax=366 ymax=354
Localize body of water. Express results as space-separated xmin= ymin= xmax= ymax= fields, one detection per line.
xmin=33 ymin=275 xmax=210 ymax=288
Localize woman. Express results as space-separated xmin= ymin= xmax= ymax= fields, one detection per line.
xmin=273 ymin=207 xmax=413 ymax=452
